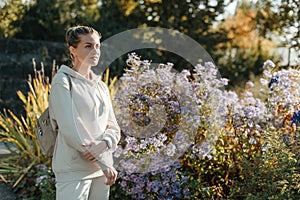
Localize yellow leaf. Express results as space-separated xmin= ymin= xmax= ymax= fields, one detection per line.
xmin=104 ymin=68 xmax=110 ymax=85
xmin=17 ymin=91 xmax=27 ymax=105
xmin=147 ymin=0 xmax=162 ymax=3
xmin=181 ymin=15 xmax=187 ymax=22
xmin=0 ymin=119 xmax=9 ymax=132
xmin=121 ymin=0 xmax=139 ymax=16
xmin=27 ymin=81 xmax=36 ymax=99
xmin=7 ymin=109 xmax=23 ymax=129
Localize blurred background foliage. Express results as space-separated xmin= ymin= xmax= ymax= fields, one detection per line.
xmin=0 ymin=0 xmax=299 ymax=87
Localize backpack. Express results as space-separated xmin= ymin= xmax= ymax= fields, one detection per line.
xmin=35 ymin=74 xmax=72 ymax=156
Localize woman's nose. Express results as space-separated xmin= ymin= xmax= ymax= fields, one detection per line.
xmin=92 ymin=46 xmax=100 ymax=53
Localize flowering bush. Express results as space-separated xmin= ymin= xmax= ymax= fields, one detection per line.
xmin=111 ymin=55 xmax=299 ymax=199
xmin=118 ymin=161 xmax=190 ymax=199
xmin=229 ymin=60 xmax=300 ymax=199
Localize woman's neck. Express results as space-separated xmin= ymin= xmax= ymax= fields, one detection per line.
xmin=72 ymin=64 xmax=92 ymax=80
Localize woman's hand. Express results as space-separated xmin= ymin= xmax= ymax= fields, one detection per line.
xmin=81 ymin=141 xmax=108 ymax=162
xmin=103 ymin=167 xmax=118 ymax=186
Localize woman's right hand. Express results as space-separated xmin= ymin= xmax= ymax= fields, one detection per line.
xmin=81 ymin=140 xmax=108 ymax=162
xmin=103 ymin=167 xmax=118 ymax=186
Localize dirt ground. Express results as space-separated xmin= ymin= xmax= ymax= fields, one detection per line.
xmin=0 ymin=183 xmax=17 ymax=200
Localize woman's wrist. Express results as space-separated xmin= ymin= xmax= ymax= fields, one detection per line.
xmin=103 ymin=138 xmax=112 ymax=149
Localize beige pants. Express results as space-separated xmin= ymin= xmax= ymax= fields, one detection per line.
xmin=56 ymin=176 xmax=110 ymax=200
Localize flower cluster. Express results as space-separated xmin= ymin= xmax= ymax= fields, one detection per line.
xmin=260 ymin=60 xmax=300 ymax=128
xmin=35 ymin=164 xmax=56 ymax=199
xmin=260 ymin=60 xmax=299 ymax=153
xmin=35 ymin=164 xmax=55 ymax=186
xmin=225 ymin=84 xmax=270 ymax=147
xmin=190 ymin=62 xmax=229 ymax=158
xmin=118 ymin=161 xmax=190 ymax=200
xmin=113 ymin=53 xmax=200 ymax=173
xmin=112 ymin=53 xmax=232 ymax=198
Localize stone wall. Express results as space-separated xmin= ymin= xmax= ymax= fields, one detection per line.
xmin=0 ymin=38 xmax=67 ymax=115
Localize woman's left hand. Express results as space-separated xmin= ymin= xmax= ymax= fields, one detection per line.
xmin=103 ymin=167 xmax=118 ymax=186
xmin=81 ymin=150 xmax=97 ymax=163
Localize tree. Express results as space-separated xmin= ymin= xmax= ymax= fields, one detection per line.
xmin=255 ymin=0 xmax=299 ymax=50
xmin=14 ymin=0 xmax=101 ymax=41
xmin=0 ymin=0 xmax=31 ymax=38
xmin=94 ymin=0 xmax=235 ymax=77
xmin=121 ymin=0 xmax=234 ymax=52
xmin=214 ymin=0 xmax=278 ymax=86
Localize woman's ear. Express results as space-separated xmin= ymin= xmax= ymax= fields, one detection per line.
xmin=69 ymin=46 xmax=76 ymax=56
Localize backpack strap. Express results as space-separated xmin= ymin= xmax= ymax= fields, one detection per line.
xmin=63 ymin=72 xmax=72 ymax=94
xmin=50 ymin=73 xmax=72 ymax=131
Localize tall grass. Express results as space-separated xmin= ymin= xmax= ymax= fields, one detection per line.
xmin=0 ymin=59 xmax=54 ymax=195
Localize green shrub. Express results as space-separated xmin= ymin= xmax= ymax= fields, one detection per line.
xmin=229 ymin=127 xmax=299 ymax=199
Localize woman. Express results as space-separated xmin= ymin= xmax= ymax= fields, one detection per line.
xmin=49 ymin=25 xmax=120 ymax=200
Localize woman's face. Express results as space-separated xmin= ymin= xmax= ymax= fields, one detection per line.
xmin=70 ymin=33 xmax=101 ymax=68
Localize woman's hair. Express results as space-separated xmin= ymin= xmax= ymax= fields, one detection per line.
xmin=65 ymin=25 xmax=102 ymax=65
xmin=66 ymin=25 xmax=101 ymax=47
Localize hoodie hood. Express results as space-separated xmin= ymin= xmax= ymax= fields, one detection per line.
xmin=57 ymin=65 xmax=101 ymax=85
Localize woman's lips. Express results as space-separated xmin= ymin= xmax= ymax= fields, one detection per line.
xmin=90 ymin=56 xmax=99 ymax=60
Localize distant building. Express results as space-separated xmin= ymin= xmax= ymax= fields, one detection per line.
xmin=276 ymin=47 xmax=299 ymax=67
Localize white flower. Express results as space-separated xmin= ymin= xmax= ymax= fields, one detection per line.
xmin=260 ymin=78 xmax=269 ymax=86
xmin=263 ymin=70 xmax=272 ymax=78
xmin=249 ymin=138 xmax=257 ymax=144
xmin=165 ymin=143 xmax=176 ymax=157
xmin=246 ymin=81 xmax=254 ymax=88
xmin=263 ymin=60 xmax=275 ymax=69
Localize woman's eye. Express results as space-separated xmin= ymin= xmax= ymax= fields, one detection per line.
xmin=85 ymin=45 xmax=91 ymax=48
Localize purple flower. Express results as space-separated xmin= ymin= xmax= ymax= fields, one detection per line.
xmin=35 ymin=175 xmax=48 ymax=186
xmin=151 ymin=182 xmax=160 ymax=192
xmin=136 ymin=193 xmax=146 ymax=199
xmin=114 ymin=145 xmax=123 ymax=158
xmin=35 ymin=164 xmax=47 ymax=172
xmin=169 ymin=182 xmax=180 ymax=194
xmin=159 ymin=187 xmax=167 ymax=196
xmin=291 ymin=110 xmax=300 ymax=126
xmin=146 ymin=181 xmax=153 ymax=192
xmin=183 ymin=187 xmax=190 ymax=198
xmin=120 ymin=180 xmax=127 ymax=188
xmin=172 ymin=161 xmax=181 ymax=169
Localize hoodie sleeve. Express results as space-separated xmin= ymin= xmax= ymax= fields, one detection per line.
xmin=100 ymin=81 xmax=121 ymax=152
xmin=49 ymin=74 xmax=86 ymax=152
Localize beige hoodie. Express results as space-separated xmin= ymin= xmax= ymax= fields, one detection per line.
xmin=49 ymin=65 xmax=120 ymax=182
